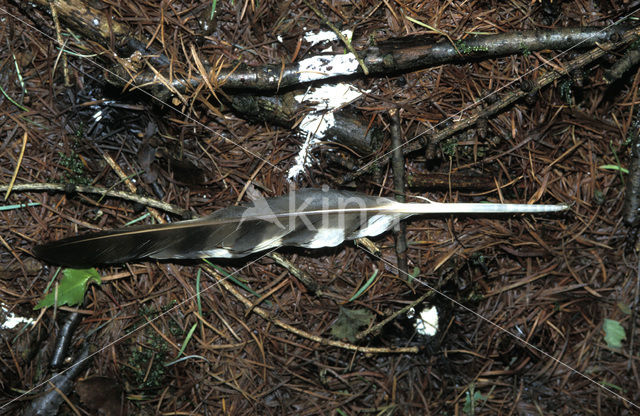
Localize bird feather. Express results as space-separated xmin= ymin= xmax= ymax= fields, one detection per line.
xmin=34 ymin=188 xmax=568 ymax=267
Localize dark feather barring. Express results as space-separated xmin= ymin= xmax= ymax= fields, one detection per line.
xmin=34 ymin=188 xmax=568 ymax=267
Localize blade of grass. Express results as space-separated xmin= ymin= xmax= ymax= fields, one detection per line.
xmin=43 ymin=268 xmax=62 ymax=295
xmin=12 ymin=53 xmax=27 ymax=95
xmin=196 ymin=268 xmax=202 ymax=317
xmin=55 ymin=45 xmax=98 ymax=58
xmin=349 ymin=269 xmax=379 ymax=302
xmin=210 ymin=0 xmax=218 ymax=19
xmin=176 ymin=323 xmax=197 ymax=358
xmin=124 ymin=212 xmax=151 ymax=226
xmin=599 ymin=164 xmax=629 ymax=174
xmin=610 ymin=140 xmax=626 ymax=185
xmin=165 ymin=354 xmax=210 ymax=367
xmin=0 ymin=202 xmax=41 ymax=211
xmin=0 ymin=83 xmax=29 ymax=112
xmin=202 ymin=259 xmax=261 ymax=298
xmin=404 ymin=15 xmax=460 ymax=54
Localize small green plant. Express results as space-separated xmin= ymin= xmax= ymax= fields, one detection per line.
xmin=73 ymin=121 xmax=86 ymax=139
xmin=128 ymin=332 xmax=169 ymax=389
xmin=463 ymin=384 xmax=487 ymax=415
xmin=441 ymin=138 xmax=458 ymax=158
xmin=127 ymin=305 xmax=177 ymax=389
xmin=58 ymin=151 xmax=91 ymax=185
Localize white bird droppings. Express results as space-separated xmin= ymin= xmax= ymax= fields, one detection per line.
xmin=296 ymin=54 xmax=359 ymax=83
xmin=303 ymin=30 xmax=353 ymax=47
xmin=414 ymin=306 xmax=439 ymax=336
xmin=287 ymin=83 xmax=365 ymax=181
xmin=1 ymin=303 xmax=34 ymax=330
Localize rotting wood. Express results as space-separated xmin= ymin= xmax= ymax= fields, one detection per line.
xmin=406 ymin=172 xmax=495 ymax=191
xmin=605 ymin=42 xmax=640 ymax=83
xmin=230 ymin=93 xmax=383 ymax=155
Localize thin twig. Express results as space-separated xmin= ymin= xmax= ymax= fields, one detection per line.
xmin=48 ymin=0 xmax=70 ymax=86
xmin=100 ymin=153 xmax=165 ymax=224
xmin=0 ymin=183 xmax=186 ymax=216
xmin=390 ymin=109 xmax=408 ymax=277
xmin=5 ymin=131 xmax=27 ymax=200
xmin=204 ymin=265 xmax=419 ymax=354
xmin=268 ymin=253 xmax=318 ymax=294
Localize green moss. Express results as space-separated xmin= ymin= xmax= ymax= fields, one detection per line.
xmin=441 ymin=138 xmax=458 ymax=158
xmin=58 ymin=151 xmax=91 ymax=185
xmin=559 ymin=79 xmax=574 ymax=106
xmin=74 ymin=121 xmax=86 ymax=139
xmin=128 ymin=333 xmax=169 ymax=389
xmin=126 ymin=303 xmax=179 ymax=390
xmin=455 ymin=40 xmax=489 ymax=54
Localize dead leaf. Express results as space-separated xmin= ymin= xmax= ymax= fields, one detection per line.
xmin=76 ymin=376 xmax=126 ymax=416
xmin=331 ymin=307 xmax=374 ymax=342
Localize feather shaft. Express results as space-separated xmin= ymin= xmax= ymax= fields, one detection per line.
xmin=34 ymin=188 xmax=568 ymax=267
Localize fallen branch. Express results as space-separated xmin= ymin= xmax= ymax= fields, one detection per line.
xmin=18 ymin=1 xmax=632 ymax=95
xmin=0 ymin=183 xmax=186 ymax=216
xmin=108 ymin=26 xmax=632 ymax=98
xmin=341 ymin=24 xmax=640 ymax=184
xmin=624 ymin=104 xmax=640 ymax=226
xmin=22 ymin=344 xmax=91 ymax=416
xmin=390 ymin=109 xmax=408 ymax=277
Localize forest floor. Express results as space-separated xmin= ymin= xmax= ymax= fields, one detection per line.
xmin=2 ymin=1 xmax=640 ymax=415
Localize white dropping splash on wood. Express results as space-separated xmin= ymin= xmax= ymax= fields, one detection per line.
xmin=296 ymin=54 xmax=360 ymax=83
xmin=303 ymin=29 xmax=353 ymax=48
xmin=1 ymin=303 xmax=35 ymax=330
xmin=287 ymin=83 xmax=365 ymax=180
